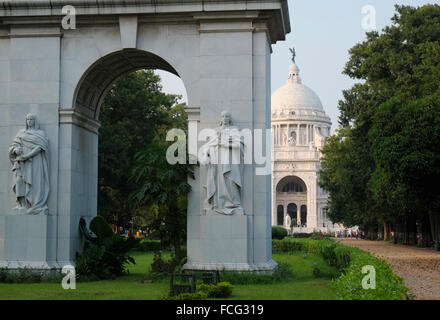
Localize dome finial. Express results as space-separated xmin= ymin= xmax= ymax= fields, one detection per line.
xmin=289 ymin=47 xmax=296 ymax=63
xmin=287 ymin=47 xmax=301 ymax=84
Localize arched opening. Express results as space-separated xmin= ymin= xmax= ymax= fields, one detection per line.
xmin=274 ymin=176 xmax=307 ymax=227
xmin=277 ymin=205 xmax=284 ymax=226
xmin=276 ymin=176 xmax=307 ymax=193
xmin=301 ymin=205 xmax=307 ymax=227
xmin=73 ymin=49 xmax=182 ymax=121
xmin=68 ymin=48 xmax=188 ymax=249
xmin=287 ymin=203 xmax=297 ymax=222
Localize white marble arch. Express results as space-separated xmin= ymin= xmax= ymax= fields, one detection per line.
xmin=58 ymin=48 xmax=195 ymax=268
xmin=0 ymin=0 xmax=290 ymax=271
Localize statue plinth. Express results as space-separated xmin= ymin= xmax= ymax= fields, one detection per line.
xmin=205 ymin=208 xmax=244 ymax=216
xmin=9 ymin=207 xmax=27 ymax=215
xmin=183 ymin=214 xmax=277 ymax=273
xmin=0 ymin=213 xmax=58 ymax=271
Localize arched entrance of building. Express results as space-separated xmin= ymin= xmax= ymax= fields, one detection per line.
xmin=275 ymin=175 xmax=307 ymax=227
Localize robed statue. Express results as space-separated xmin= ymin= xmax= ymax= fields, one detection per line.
xmin=285 ymin=215 xmax=291 ymax=229
xmin=200 ymin=111 xmax=244 ymax=215
xmin=9 ymin=114 xmax=50 ymax=215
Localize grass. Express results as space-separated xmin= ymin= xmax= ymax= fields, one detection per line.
xmin=0 ymin=251 xmax=338 ymax=300
xmin=224 ymin=252 xmax=337 ymax=300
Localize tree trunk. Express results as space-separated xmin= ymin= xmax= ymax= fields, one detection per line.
xmin=422 ymin=214 xmax=433 ymax=247
xmin=383 ymin=222 xmax=390 ymax=241
xmin=405 ymin=219 xmax=409 ymax=244
xmin=416 ymin=219 xmax=423 ymax=247
xmin=378 ymin=223 xmax=383 ymax=240
xmin=407 ymin=215 xmax=417 ymax=245
xmin=174 ymin=237 xmax=182 ymax=262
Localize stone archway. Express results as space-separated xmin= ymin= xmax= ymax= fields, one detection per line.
xmin=58 ymin=49 xmax=187 ymax=266
xmin=73 ymin=49 xmax=180 ymax=120
xmin=0 ymin=0 xmax=289 ymax=271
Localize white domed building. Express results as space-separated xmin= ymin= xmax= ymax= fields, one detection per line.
xmin=271 ymin=51 xmax=343 ymax=233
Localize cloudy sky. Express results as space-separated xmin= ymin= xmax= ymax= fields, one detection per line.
xmin=157 ymin=0 xmax=437 ymax=130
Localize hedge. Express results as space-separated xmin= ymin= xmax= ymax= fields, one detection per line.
xmin=273 ymin=238 xmax=409 ymax=300
xmin=272 ymin=226 xmax=287 ymax=240
xmin=135 ymin=239 xmax=164 ymax=252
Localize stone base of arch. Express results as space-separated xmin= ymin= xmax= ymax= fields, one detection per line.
xmin=184 ymin=213 xmax=277 ymax=273
xmin=0 ymin=214 xmax=60 ymax=272
xmin=183 ymin=260 xmax=278 ymax=273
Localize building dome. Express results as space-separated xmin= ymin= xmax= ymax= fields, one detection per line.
xmin=271 ymin=48 xmax=346 ymax=235
xmin=271 ymin=62 xmax=324 ymax=113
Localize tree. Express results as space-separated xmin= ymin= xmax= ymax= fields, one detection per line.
xmin=319 ymin=4 xmax=440 ymax=244
xmin=369 ymin=91 xmax=440 ymax=245
xmin=319 ymin=127 xmax=378 ymax=231
xmin=130 ymin=104 xmax=193 ymax=261
xmin=98 ymin=70 xmax=181 ymax=230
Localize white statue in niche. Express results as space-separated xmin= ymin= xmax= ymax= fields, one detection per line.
xmin=200 ymin=111 xmax=244 ymax=215
xmin=9 ymin=114 xmax=49 ymax=215
xmin=282 ymin=132 xmax=288 ymax=145
xmin=285 ymin=215 xmax=291 ymax=229
xmin=288 ymin=131 xmax=297 ymax=146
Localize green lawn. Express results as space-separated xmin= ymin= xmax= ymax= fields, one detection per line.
xmin=0 ymin=251 xmax=337 ymax=300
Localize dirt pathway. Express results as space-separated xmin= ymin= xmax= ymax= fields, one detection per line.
xmin=337 ymin=239 xmax=440 ymax=300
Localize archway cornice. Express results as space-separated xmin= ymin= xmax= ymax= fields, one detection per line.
xmin=0 ymin=0 xmax=290 ymax=43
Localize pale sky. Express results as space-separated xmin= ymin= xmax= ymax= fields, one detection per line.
xmin=157 ymin=0 xmax=438 ymax=129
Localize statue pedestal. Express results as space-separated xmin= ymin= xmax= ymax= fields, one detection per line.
xmin=9 ymin=207 xmax=27 ymax=215
xmin=183 ymin=214 xmax=277 ymax=273
xmin=0 ymin=213 xmax=58 ymax=270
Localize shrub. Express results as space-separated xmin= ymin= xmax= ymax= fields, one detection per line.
xmin=151 ymin=251 xmax=177 ymax=276
xmin=272 ymin=238 xmax=303 ymax=253
xmin=197 ymin=282 xmax=234 ymax=298
xmin=212 ymin=282 xmax=234 ymax=298
xmin=162 ymin=280 xmax=234 ymax=300
xmin=290 ymin=232 xmax=333 ymax=240
xmin=220 ymin=262 xmax=294 ymax=285
xmin=149 ymin=251 xmax=188 ymax=281
xmin=331 ymin=247 xmax=409 ymax=300
xmin=195 ymin=283 xmax=214 ymax=295
xmin=333 ymin=246 xmax=351 ymax=270
xmin=272 ymin=238 xmax=409 ymax=300
xmin=75 ymin=245 xmax=107 ymax=280
xmin=136 ymin=239 xmax=163 ymax=252
xmin=313 ymin=267 xmax=320 ymax=277
xmin=89 ymin=216 xmax=114 ymax=239
xmin=0 ymin=267 xmax=64 ymax=284
xmin=291 ymin=233 xmax=311 ymax=238
xmin=272 ymin=226 xmax=287 ymax=240
xmin=76 ymin=216 xmax=140 ymax=280
xmin=162 ymin=291 xmax=208 ymax=300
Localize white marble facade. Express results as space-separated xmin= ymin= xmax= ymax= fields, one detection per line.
xmin=271 ymin=55 xmax=344 ymax=233
xmin=0 ymin=0 xmax=290 ymax=271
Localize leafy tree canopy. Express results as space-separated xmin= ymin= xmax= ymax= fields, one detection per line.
xmin=98 ymin=70 xmax=185 ymax=230
xmin=320 ymin=4 xmax=440 ymax=234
